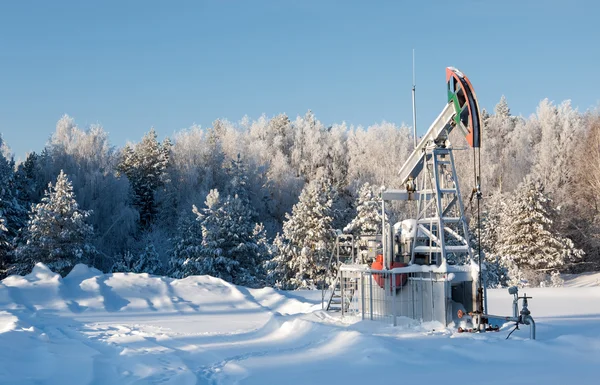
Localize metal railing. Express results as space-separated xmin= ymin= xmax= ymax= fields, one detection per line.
xmin=340 ymin=267 xmax=448 ymax=326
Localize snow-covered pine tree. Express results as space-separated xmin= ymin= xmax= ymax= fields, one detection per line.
xmin=496 ymin=179 xmax=583 ymax=286
xmin=170 ymin=192 xmax=234 ymax=280
xmin=155 ymin=137 xmax=178 ymax=229
xmin=226 ymin=154 xmax=252 ymax=210
xmin=0 ymin=141 xmax=28 ymax=255
xmin=111 ymin=245 xmax=162 ymax=275
xmin=168 ymin=210 xmax=204 ymax=278
xmin=0 ymin=210 xmax=8 ymax=277
xmin=138 ymin=245 xmax=162 ymax=274
xmin=202 ymin=187 xmax=269 ymax=286
xmin=343 ymin=182 xmax=381 ymax=236
xmin=117 ymin=128 xmax=170 ymax=228
xmin=0 ymin=139 xmax=28 ymax=276
xmin=270 ymin=177 xmax=334 ymax=289
xmin=194 ymin=190 xmax=239 ymax=283
xmin=169 ymin=186 xmax=270 ymax=287
xmin=110 ymin=250 xmax=136 ymax=273
xmin=14 ymin=151 xmax=42 ymax=207
xmin=203 ymin=120 xmax=227 ymax=192
xmin=221 ymin=155 xmax=270 ymax=284
xmin=13 ymin=170 xmax=97 ymax=276
xmin=170 ymin=209 xmax=211 ymax=278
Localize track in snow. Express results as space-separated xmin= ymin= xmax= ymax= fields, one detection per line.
xmin=1 ymin=264 xmax=600 ymax=385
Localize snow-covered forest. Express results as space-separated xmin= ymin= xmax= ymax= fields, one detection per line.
xmin=0 ymin=97 xmax=598 ymax=288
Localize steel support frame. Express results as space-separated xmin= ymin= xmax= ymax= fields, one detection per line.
xmin=410 ymin=145 xmax=473 ymax=267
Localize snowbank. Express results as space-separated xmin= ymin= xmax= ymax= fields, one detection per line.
xmin=1 ymin=264 xmax=599 ymax=384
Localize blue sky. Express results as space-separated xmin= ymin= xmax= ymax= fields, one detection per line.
xmin=0 ymin=0 xmax=598 ymax=160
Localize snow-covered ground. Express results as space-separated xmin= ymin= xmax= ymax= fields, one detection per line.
xmin=1 ymin=265 xmax=599 ymax=385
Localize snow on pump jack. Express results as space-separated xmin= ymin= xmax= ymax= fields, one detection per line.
xmin=322 ymin=67 xmax=536 ymax=338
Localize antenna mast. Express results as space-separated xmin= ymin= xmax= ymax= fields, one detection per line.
xmin=412 ymin=49 xmax=417 ymax=149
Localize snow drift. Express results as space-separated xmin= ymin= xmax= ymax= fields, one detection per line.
xmin=1 ymin=264 xmax=599 ymax=384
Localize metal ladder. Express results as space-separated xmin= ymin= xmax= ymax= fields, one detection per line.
xmin=324 ymin=275 xmax=343 ymax=311
xmin=322 ymin=234 xmax=354 ymax=311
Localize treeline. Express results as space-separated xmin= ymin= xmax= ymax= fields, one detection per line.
xmin=0 ymin=97 xmax=598 ymax=288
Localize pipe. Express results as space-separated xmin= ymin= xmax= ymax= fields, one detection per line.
xmin=485 ymin=313 xmax=536 ymax=340
xmin=483 ymin=282 xmax=488 ymax=316
xmin=486 ymin=314 xmax=519 ymax=323
xmin=522 ymin=315 xmax=536 ymax=340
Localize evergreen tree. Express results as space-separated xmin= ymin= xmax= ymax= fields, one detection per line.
xmin=0 ymin=140 xmax=28 ymax=272
xmin=496 ymin=180 xmax=583 ymax=286
xmin=270 ymin=178 xmax=334 ymax=289
xmin=0 ymin=210 xmax=8 ymax=277
xmin=203 ymin=120 xmax=226 ymax=191
xmin=135 ymin=244 xmax=162 ymax=274
xmin=226 ymin=154 xmax=253 ymax=211
xmin=111 ymin=245 xmax=162 ymax=275
xmin=343 ymin=182 xmax=381 ymax=235
xmin=13 ymin=170 xmax=97 ymax=276
xmin=168 ymin=210 xmax=205 ymax=278
xmin=194 ymin=190 xmax=239 ymax=282
xmin=155 ymin=137 xmax=178 ymax=229
xmin=117 ymin=128 xmax=170 ymax=228
xmin=110 ymin=250 xmax=136 ymax=273
xmin=201 ymin=189 xmax=269 ymax=286
xmin=14 ymin=152 xmax=41 ymax=206
xmin=169 ymin=188 xmax=270 ymax=287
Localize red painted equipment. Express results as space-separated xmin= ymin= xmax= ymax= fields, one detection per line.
xmin=371 ymin=255 xmax=408 ymax=289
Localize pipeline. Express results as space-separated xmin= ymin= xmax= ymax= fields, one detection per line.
xmin=457 ymin=286 xmax=536 ymax=340
xmin=490 ymin=287 xmax=536 ymax=340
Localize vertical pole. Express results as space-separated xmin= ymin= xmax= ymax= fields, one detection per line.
xmin=382 ymin=198 xmax=388 ymax=269
xmin=392 ymin=272 xmax=397 ymax=326
xmin=388 ymin=223 xmax=394 ymax=267
xmin=411 ymin=49 xmax=418 ymax=220
xmin=400 ymin=272 xmax=404 ymax=318
xmin=420 ymin=274 xmax=424 ymax=322
xmin=411 ymin=274 xmax=415 ymax=318
xmin=369 ymin=274 xmax=374 ymax=321
xmin=341 ymin=270 xmax=345 ymax=317
xmin=432 ymin=150 xmax=447 ymax=266
xmin=412 ymin=49 xmax=417 ymax=150
xmin=361 ymin=274 xmax=365 ymax=320
xmin=431 ymin=271 xmax=435 ymax=322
